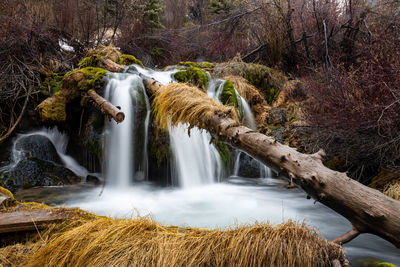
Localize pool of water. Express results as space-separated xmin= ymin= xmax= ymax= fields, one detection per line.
xmin=60 ymin=177 xmax=399 ymax=265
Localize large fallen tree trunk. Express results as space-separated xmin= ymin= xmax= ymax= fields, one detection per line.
xmin=141 ymin=74 xmax=400 ymax=248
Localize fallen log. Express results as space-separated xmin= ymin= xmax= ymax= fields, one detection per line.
xmin=141 ymin=74 xmax=400 ymax=248
xmin=0 ymin=210 xmax=70 ymax=234
xmin=36 ymin=67 xmax=124 ymax=123
xmin=87 ymin=89 xmax=125 ymax=123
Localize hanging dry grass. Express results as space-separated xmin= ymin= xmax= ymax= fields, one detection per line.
xmin=383 ymin=181 xmax=400 ymax=200
xmin=23 ymin=217 xmax=345 ymax=267
xmin=153 ymin=83 xmax=240 ymax=131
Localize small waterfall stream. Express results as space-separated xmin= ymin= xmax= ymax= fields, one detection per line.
xmin=104 ymin=73 xmax=150 ymax=186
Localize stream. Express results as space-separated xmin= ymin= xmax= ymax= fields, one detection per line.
xmin=6 ymin=65 xmax=400 ymax=265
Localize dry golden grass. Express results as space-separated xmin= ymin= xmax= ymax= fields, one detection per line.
xmin=86 ymin=44 xmax=121 ymax=63
xmin=383 ymin=181 xmax=400 ymax=200
xmin=0 ymin=207 xmax=99 ymax=267
xmin=223 ymin=75 xmax=266 ymax=106
xmin=22 ymin=218 xmax=345 ymax=267
xmin=153 ymin=83 xmax=240 ymax=131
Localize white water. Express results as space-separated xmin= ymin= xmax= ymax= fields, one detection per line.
xmin=2 ymin=128 xmax=89 ymax=178
xmin=104 ymin=73 xmax=150 ymax=186
xmin=169 ymin=124 xmax=223 ymax=187
xmin=134 ymin=66 xmax=225 ymax=187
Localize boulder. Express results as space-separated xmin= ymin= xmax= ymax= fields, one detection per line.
xmin=15 ymin=134 xmax=62 ymax=164
xmin=0 ymin=134 xmax=81 ymax=192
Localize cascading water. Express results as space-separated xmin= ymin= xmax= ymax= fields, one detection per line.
xmin=1 ymin=128 xmax=89 ymax=178
xmin=210 ymin=79 xmax=269 ymax=177
xmin=134 ymin=65 xmax=224 ymax=187
xmin=104 ymin=73 xmax=150 ymax=186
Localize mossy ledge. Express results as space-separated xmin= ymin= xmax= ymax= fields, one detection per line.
xmin=179 ymin=61 xmax=215 ymax=69
xmin=173 ymin=67 xmax=209 ymax=90
xmin=119 ymin=54 xmax=144 ymax=67
xmin=36 ymin=67 xmax=107 ymax=122
xmin=213 ymin=59 xmax=287 ymax=105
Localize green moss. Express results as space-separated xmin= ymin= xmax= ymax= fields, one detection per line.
xmin=199 ymin=62 xmax=215 ymax=69
xmin=41 ymin=72 xmax=63 ymax=96
xmin=150 ymin=140 xmax=169 ymax=167
xmin=173 ymin=67 xmax=209 ymax=89
xmin=179 ymin=61 xmax=196 ymax=67
xmin=179 ymin=61 xmax=215 ymax=69
xmin=377 ymin=263 xmax=397 ymax=267
xmin=36 ymin=95 xmax=67 ymax=122
xmin=78 ymin=55 xmax=101 ymax=68
xmin=64 ymin=67 xmax=107 ymax=91
xmin=219 ymin=80 xmax=243 ymax=118
xmin=215 ymin=142 xmax=231 ymax=169
xmin=235 ymin=63 xmax=285 ymax=104
xmin=119 ymin=54 xmax=144 ymax=67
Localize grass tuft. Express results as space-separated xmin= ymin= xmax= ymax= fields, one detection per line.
xmin=153 ymin=83 xmax=240 ymax=131
xmin=23 ymin=218 xmax=345 ymax=267
xmin=383 ymin=181 xmax=400 ymax=200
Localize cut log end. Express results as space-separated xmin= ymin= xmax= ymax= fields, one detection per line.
xmin=115 ymin=112 xmax=125 ymax=123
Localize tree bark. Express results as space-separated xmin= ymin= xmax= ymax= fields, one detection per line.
xmin=140 ymin=74 xmax=400 ymax=248
xmin=87 ymin=89 xmax=125 ymax=123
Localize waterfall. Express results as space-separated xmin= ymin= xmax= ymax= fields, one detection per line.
xmin=104 ymin=73 xmax=149 ymax=187
xmin=133 ymin=65 xmax=224 ymax=187
xmin=169 ymin=124 xmax=223 ymax=187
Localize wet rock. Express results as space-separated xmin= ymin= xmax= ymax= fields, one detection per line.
xmin=0 ymin=134 xmax=81 ymax=192
xmin=267 ymin=107 xmax=287 ymax=125
xmin=15 ymin=134 xmax=62 ymax=164
xmin=238 ymin=154 xmax=265 ymax=178
xmin=0 ymin=157 xmax=81 ymax=192
xmin=86 ymin=175 xmax=101 ymax=185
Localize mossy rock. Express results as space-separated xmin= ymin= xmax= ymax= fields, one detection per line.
xmin=219 ymin=80 xmax=243 ymax=118
xmin=41 ymin=72 xmax=63 ymax=96
xmin=36 ymin=67 xmax=107 ymax=122
xmin=62 ymin=67 xmax=107 ymax=99
xmin=179 ymin=61 xmax=215 ymax=69
xmin=35 ymin=95 xmax=67 ymax=122
xmin=213 ymin=61 xmax=287 ymax=104
xmin=119 ymin=54 xmax=144 ymax=67
xmin=78 ymin=55 xmax=101 ymax=68
xmin=173 ymin=67 xmax=209 ymax=90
